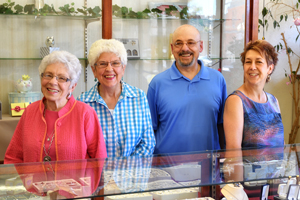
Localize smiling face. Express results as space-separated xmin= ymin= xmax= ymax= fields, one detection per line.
xmin=171 ymin=25 xmax=203 ymax=69
xmin=41 ymin=63 xmax=76 ymax=110
xmin=243 ymin=50 xmax=274 ymax=85
xmin=92 ymin=52 xmax=125 ymax=90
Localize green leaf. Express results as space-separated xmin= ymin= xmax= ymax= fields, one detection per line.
xmin=151 ymin=8 xmax=162 ymax=13
xmin=296 ymin=34 xmax=300 ymax=41
xmin=273 ymin=20 xmax=277 ymax=29
xmin=168 ymin=5 xmax=178 ymax=11
xmin=280 ymin=15 xmax=283 ymax=22
xmin=297 ymin=3 xmax=299 ymax=9
xmin=121 ymin=6 xmax=128 ymax=15
xmin=14 ymin=4 xmax=23 ymax=14
xmin=137 ymin=11 xmax=149 ymax=19
xmin=92 ymin=6 xmax=101 ymax=15
xmin=142 ymin=8 xmax=151 ymax=14
xmin=262 ymin=7 xmax=268 ymax=17
xmin=180 ymin=6 xmax=188 ymax=19
xmin=285 ymin=14 xmax=288 ymax=21
xmin=128 ymin=10 xmax=138 ymax=18
xmin=4 ymin=8 xmax=13 ymax=14
xmin=24 ymin=4 xmax=34 ymax=14
xmin=258 ymin=19 xmax=263 ymax=26
xmin=112 ymin=4 xmax=120 ymax=11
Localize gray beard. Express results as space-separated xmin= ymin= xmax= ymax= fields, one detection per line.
xmin=178 ymin=57 xmax=195 ymax=67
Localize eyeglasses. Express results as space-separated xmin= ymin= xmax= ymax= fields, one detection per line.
xmin=41 ymin=73 xmax=71 ymax=83
xmin=94 ymin=61 xmax=123 ymax=69
xmin=173 ymin=40 xmax=201 ymax=48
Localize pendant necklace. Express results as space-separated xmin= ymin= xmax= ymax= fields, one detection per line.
xmin=43 ymin=130 xmax=55 ymax=162
xmin=43 ymin=104 xmax=55 ymax=162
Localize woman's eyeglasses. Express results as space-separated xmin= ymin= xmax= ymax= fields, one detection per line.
xmin=41 ymin=73 xmax=71 ymax=83
xmin=94 ymin=61 xmax=123 ymax=69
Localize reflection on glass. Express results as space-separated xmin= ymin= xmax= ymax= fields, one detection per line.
xmin=1 ymin=144 xmax=300 ymax=199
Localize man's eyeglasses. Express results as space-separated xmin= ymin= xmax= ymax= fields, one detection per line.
xmin=41 ymin=73 xmax=71 ymax=83
xmin=94 ymin=61 xmax=123 ymax=69
xmin=173 ymin=40 xmax=201 ymax=48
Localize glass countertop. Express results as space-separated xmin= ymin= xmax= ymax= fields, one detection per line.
xmin=0 ymin=144 xmax=298 ymax=199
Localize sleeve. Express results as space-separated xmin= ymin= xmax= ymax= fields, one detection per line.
xmin=146 ymin=84 xmax=158 ymax=131
xmin=218 ymin=76 xmax=228 ymax=124
xmin=4 ymin=115 xmax=26 ymax=164
xmin=132 ymin=93 xmax=156 ymax=156
xmin=84 ymin=106 xmax=107 ymax=159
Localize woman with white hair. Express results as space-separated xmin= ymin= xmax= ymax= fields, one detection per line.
xmin=5 ymin=51 xmax=107 ymax=163
xmin=77 ymin=39 xmax=155 ymax=157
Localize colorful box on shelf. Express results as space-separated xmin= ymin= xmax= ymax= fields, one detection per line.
xmin=8 ymin=92 xmax=41 ymax=115
xmin=40 ymin=47 xmax=60 ymax=58
xmin=11 ymin=102 xmax=30 ymax=116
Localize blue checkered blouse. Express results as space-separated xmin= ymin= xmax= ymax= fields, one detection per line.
xmin=77 ymin=81 xmax=155 ymax=157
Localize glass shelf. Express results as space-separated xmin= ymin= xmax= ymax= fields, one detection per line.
xmin=0 ymin=13 xmax=100 ymax=20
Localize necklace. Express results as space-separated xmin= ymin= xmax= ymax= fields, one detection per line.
xmin=45 ymin=129 xmax=54 ymax=142
xmin=43 ymin=104 xmax=55 ymax=162
xmin=43 ymin=132 xmax=55 ymax=161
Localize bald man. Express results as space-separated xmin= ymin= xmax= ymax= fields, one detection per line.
xmin=147 ymin=24 xmax=227 ymax=154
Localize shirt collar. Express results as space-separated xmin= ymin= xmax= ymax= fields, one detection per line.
xmin=84 ymin=80 xmax=137 ymax=103
xmin=170 ymin=60 xmax=210 ymax=81
xmin=40 ymin=95 xmax=75 ymax=118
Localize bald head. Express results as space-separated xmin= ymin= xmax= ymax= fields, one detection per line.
xmin=172 ymin=24 xmax=201 ymax=43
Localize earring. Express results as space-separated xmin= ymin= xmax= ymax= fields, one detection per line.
xmin=67 ymin=92 xmax=72 ymax=100
xmin=266 ymin=75 xmax=271 ymax=82
xmin=94 ymin=77 xmax=97 ymax=82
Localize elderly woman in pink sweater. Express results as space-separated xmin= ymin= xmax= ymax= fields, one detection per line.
xmin=5 ymin=51 xmax=107 ymax=164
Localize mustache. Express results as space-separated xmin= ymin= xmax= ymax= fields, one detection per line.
xmin=179 ymin=51 xmax=193 ymax=56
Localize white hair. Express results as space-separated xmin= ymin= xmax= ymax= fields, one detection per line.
xmin=38 ymin=51 xmax=82 ymax=88
xmin=88 ymin=39 xmax=127 ymax=68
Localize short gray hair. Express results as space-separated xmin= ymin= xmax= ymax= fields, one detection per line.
xmin=88 ymin=39 xmax=127 ymax=68
xmin=38 ymin=51 xmax=82 ymax=87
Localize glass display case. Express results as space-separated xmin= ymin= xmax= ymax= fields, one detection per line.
xmin=0 ymin=144 xmax=299 ymax=199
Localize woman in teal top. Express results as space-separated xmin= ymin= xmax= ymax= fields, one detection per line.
xmin=223 ymin=40 xmax=284 ymax=150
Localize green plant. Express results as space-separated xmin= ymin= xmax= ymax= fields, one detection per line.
xmin=112 ymin=4 xmax=189 ymax=19
xmin=0 ymin=1 xmax=101 ymax=17
xmin=0 ymin=0 xmax=21 ymax=14
xmin=259 ymin=0 xmax=300 ymax=144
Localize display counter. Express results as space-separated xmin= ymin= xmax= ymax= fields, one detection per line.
xmin=0 ymin=144 xmax=299 ymax=200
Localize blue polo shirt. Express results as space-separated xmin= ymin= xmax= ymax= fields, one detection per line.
xmin=147 ymin=60 xmax=227 ymax=154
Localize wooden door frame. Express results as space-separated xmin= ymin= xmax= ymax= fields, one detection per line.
xmin=245 ymin=0 xmax=259 ymax=45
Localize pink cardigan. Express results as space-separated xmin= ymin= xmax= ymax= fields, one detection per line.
xmin=4 ymin=96 xmax=107 ymax=164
